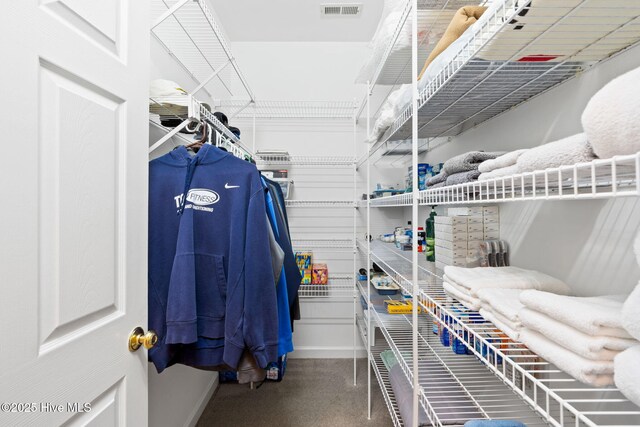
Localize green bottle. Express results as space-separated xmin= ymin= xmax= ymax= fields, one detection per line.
xmin=425 ymin=206 xmax=437 ymax=262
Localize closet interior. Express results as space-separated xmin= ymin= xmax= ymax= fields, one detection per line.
xmin=146 ymin=0 xmax=640 ymax=426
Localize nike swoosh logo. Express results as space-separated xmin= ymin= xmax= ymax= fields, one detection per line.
xmin=225 ymin=183 xmax=240 ymax=189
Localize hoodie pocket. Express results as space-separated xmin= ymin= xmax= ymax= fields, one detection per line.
xmin=195 ymin=253 xmax=227 ymax=339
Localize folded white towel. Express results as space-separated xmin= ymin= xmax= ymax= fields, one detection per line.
xmin=516 ymin=133 xmax=597 ymax=174
xmin=520 ymin=308 xmax=637 ymax=361
xmin=443 ymin=280 xmax=481 ymax=311
xmin=367 ymin=85 xmax=412 ymax=143
xmin=519 ymin=329 xmax=615 ymax=387
xmin=479 ymin=308 xmax=520 ymax=341
xmin=582 ymin=66 xmax=640 ymax=159
xmin=614 ymin=346 xmax=640 ymax=407
xmin=476 ymin=288 xmax=523 ymax=324
xmin=622 ymin=282 xmax=640 ymax=341
xmin=443 ymin=266 xmax=570 ymax=297
xmin=478 ymin=164 xmax=519 ymax=181
xmin=478 ymin=149 xmax=529 ymax=173
xmin=519 ymin=291 xmax=633 ymax=339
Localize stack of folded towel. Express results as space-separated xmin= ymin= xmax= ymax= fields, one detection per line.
xmin=480 ymin=133 xmax=597 ymax=179
xmin=442 ymin=266 xmax=570 ymax=311
xmin=615 ymin=231 xmax=640 ymax=406
xmin=478 ymin=149 xmax=528 ymax=181
xmin=476 ymin=288 xmax=523 ymax=341
xmin=432 ymin=151 xmax=503 ymax=188
xmin=518 ymin=291 xmax=638 ymax=387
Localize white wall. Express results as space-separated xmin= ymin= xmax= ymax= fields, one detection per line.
xmin=415 ymin=43 xmax=640 ymax=296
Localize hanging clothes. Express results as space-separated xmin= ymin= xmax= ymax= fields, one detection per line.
xmin=262 ymin=176 xmax=302 ymax=327
xmin=148 ymin=145 xmax=278 ymax=373
xmin=262 ymin=177 xmax=294 ymax=357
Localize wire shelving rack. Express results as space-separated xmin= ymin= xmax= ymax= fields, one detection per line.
xmin=367 ymin=153 xmax=640 ymax=207
xmin=356 ymin=0 xmax=640 ymax=424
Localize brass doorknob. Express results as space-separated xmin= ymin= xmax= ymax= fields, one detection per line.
xmin=128 ymin=327 xmax=158 ymax=352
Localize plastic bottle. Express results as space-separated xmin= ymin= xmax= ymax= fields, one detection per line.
xmin=417 ymin=227 xmax=425 ymax=252
xmin=425 ymin=207 xmax=437 ymax=262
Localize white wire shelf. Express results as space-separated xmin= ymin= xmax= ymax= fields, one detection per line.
xmin=371 ymin=0 xmax=640 ymax=148
xmin=149 ymin=94 xmax=255 ymax=160
xmin=291 ymin=239 xmax=354 ymax=250
xmin=219 ymin=100 xmax=356 ymax=119
xmin=150 ymin=0 xmax=254 ymax=101
xmin=367 ymin=153 xmax=640 ymax=207
xmin=370 ymin=345 xmax=405 ymax=427
xmin=285 ymin=200 xmax=356 ymax=208
xmin=367 ymin=240 xmax=640 ymax=427
xmin=368 ymin=301 xmax=549 ymax=427
xmin=256 ymin=155 xmax=356 ymax=167
xmin=298 ymin=275 xmax=354 ymax=299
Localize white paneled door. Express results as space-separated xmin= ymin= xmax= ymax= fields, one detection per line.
xmin=0 ymin=1 xmax=149 ymax=425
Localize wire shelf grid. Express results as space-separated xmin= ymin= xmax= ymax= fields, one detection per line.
xmin=150 ymin=0 xmax=254 ymax=101
xmin=256 ymin=155 xmax=356 ymax=166
xmin=368 ymin=0 xmax=640 ymax=154
xmin=285 ymin=200 xmax=356 ymax=208
xmin=298 ymin=275 xmax=354 ymax=299
xmin=291 ymin=239 xmax=354 ymax=250
xmin=367 ymin=153 xmax=640 ymax=207
xmin=219 ymin=100 xmax=356 ymax=119
xmin=367 ymin=240 xmax=640 ymax=427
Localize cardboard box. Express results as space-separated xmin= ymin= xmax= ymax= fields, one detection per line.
xmin=435 ymin=222 xmax=467 ymax=233
xmin=467 ymin=231 xmax=484 ymax=242
xmin=447 ymin=207 xmax=483 ymax=216
xmin=435 ymin=246 xmax=467 ymax=259
xmin=437 ymin=230 xmax=469 ymax=242
xmin=435 ymin=216 xmax=468 ymax=225
xmin=434 ymin=239 xmax=467 ymax=251
xmin=483 ymin=223 xmax=500 ymax=233
xmin=483 ymin=214 xmax=500 ymax=224
xmin=483 ymin=206 xmax=499 ymax=216
xmin=484 ymin=230 xmax=500 ymax=240
xmin=301 ymin=269 xmax=312 ymax=285
xmin=467 ymin=222 xmax=484 ymax=233
xmin=436 ymin=253 xmax=468 ymax=266
xmin=467 ymin=216 xmax=483 ymax=225
xmin=295 ymin=252 xmax=312 ymax=273
xmin=312 ymin=263 xmax=328 ymax=285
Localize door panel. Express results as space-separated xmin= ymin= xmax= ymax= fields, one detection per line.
xmin=0 ymin=0 xmax=149 ymax=425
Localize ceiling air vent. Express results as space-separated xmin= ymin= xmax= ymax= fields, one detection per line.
xmin=321 ymin=3 xmax=363 ymax=17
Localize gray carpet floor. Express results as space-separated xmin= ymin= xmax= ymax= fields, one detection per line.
xmin=197 ymin=358 xmax=393 ymax=427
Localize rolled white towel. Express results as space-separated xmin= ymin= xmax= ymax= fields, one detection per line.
xmin=519 ymin=329 xmax=614 ymax=387
xmin=444 ymin=266 xmax=570 ymax=297
xmin=520 ymin=308 xmax=637 ymax=361
xmin=479 ymin=308 xmax=520 ymax=341
xmin=478 ymin=149 xmax=528 ymax=173
xmin=476 ymin=288 xmax=523 ymax=324
xmin=519 ymin=291 xmax=633 ymax=339
xmin=478 ymin=164 xmax=519 ymax=181
xmin=622 ymin=282 xmax=640 ymax=341
xmin=582 ymin=66 xmax=640 ymax=159
xmin=614 ymin=346 xmax=640 ymax=407
xmin=516 ymin=133 xmax=596 ymax=174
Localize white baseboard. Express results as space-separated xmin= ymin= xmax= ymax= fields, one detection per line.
xmin=289 ymin=346 xmax=367 ymax=359
xmin=184 ymin=373 xmax=219 ymax=427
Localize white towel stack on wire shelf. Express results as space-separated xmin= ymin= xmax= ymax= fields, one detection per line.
xmin=518 ymin=290 xmax=638 ymax=387
xmin=518 ymin=329 xmax=616 ymax=387
xmin=477 ymin=149 xmax=528 ymax=181
xmin=477 ymin=288 xmax=523 ymax=341
xmin=615 ymin=231 xmax=640 ymax=406
xmin=442 ymin=266 xmax=570 ymax=311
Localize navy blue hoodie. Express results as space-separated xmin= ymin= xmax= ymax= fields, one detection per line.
xmin=148 ymin=145 xmax=278 ymax=373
